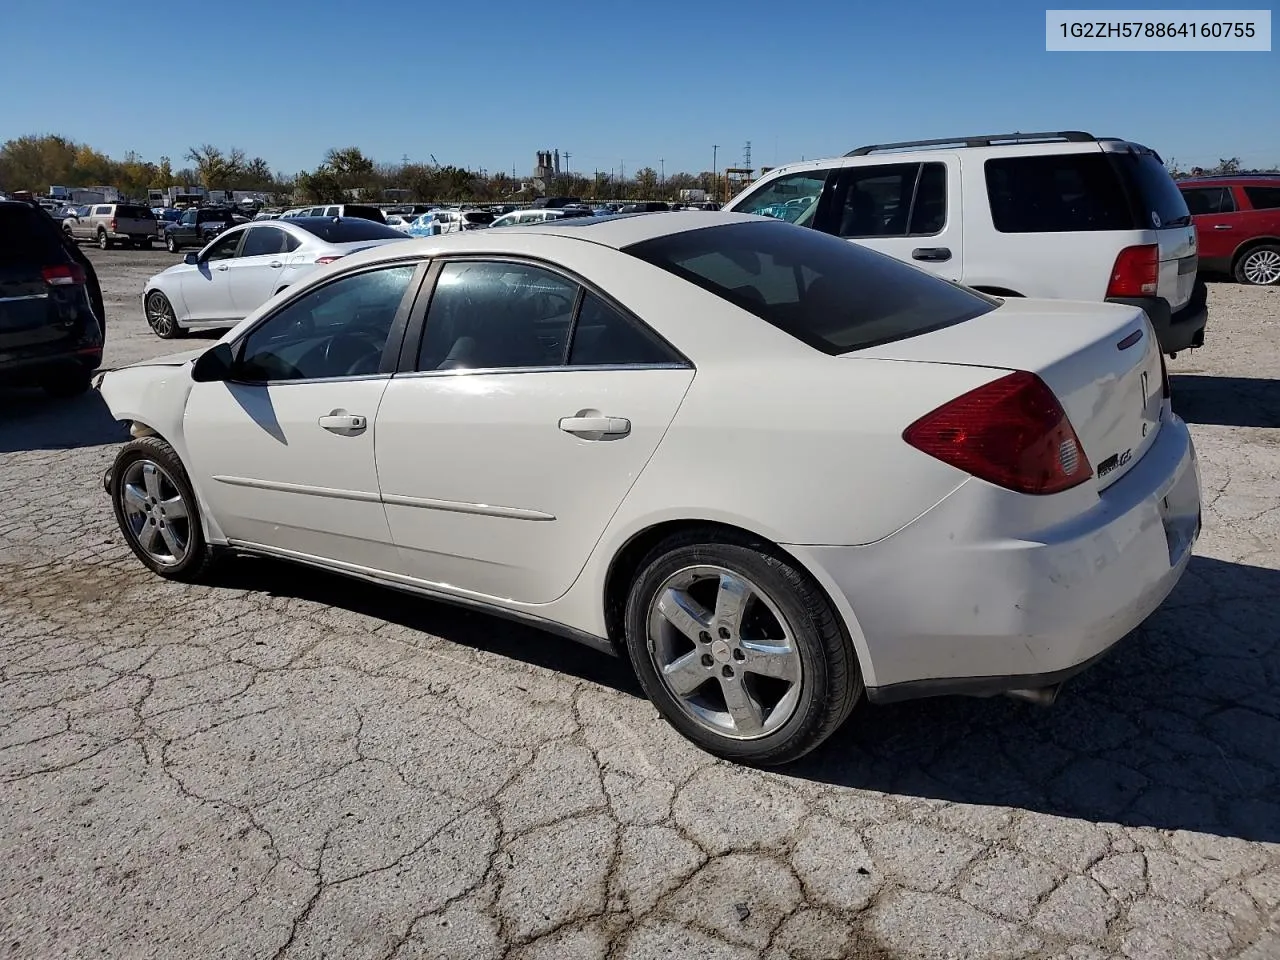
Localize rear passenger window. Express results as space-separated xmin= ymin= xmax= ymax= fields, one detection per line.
xmin=1181 ymin=187 xmax=1235 ymax=215
xmin=569 ymin=294 xmax=678 ymax=366
xmin=1244 ymin=186 xmax=1280 ymax=210
xmin=417 ymin=261 xmax=578 ymax=371
xmin=985 ymin=154 xmax=1133 ymax=233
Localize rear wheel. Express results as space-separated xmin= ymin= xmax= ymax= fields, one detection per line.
xmin=41 ymin=368 xmax=92 ymax=398
xmin=110 ymin=436 xmax=215 ymax=581
xmin=1235 ymin=245 xmax=1280 ymax=286
xmin=97 ymin=230 xmax=112 ymax=250
xmin=623 ymin=531 xmax=862 ymax=765
xmin=166 ymin=234 xmax=179 ymax=253
xmin=145 ymin=290 xmax=184 ymax=339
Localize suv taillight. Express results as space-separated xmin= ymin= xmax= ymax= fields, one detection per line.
xmin=1106 ymin=244 xmax=1159 ymax=298
xmin=42 ymin=264 xmax=87 ymax=286
xmin=109 ymin=217 xmax=118 ymax=233
xmin=903 ymin=371 xmax=1093 ymax=495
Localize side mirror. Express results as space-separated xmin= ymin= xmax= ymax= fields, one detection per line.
xmin=183 ymin=251 xmax=199 ymax=265
xmin=191 ymin=342 xmax=234 ymax=383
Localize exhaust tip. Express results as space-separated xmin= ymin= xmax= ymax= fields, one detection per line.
xmin=1005 ymin=684 xmax=1062 ymax=707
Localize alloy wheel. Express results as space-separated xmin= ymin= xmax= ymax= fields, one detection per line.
xmin=145 ymin=293 xmax=175 ymax=337
xmin=646 ymin=565 xmax=803 ymax=740
xmin=1242 ymin=248 xmax=1280 ymax=285
xmin=118 ymin=459 xmax=192 ymax=566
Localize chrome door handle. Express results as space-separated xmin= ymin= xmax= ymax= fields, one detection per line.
xmin=268 ymin=260 xmax=284 ymax=267
xmin=215 ymin=263 xmax=229 ymax=271
xmin=318 ymin=412 xmax=367 ymax=432
xmin=559 ymin=415 xmax=630 ymax=438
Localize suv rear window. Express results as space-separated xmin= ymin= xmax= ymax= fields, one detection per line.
xmin=1110 ymin=151 xmax=1191 ymax=228
xmin=292 ymin=218 xmax=406 ymax=242
xmin=985 ymin=154 xmax=1134 ymax=233
xmin=116 ymin=204 xmax=155 ymax=219
xmin=340 ymin=204 xmax=387 ymax=223
xmin=1245 ymin=186 xmax=1280 ymax=210
xmin=625 ymin=220 xmax=996 ymax=355
xmin=0 ymin=204 xmax=67 ymax=260
xmin=462 ymin=211 xmax=495 ymax=225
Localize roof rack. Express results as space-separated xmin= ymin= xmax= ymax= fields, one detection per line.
xmin=845 ymin=131 xmax=1098 ymax=157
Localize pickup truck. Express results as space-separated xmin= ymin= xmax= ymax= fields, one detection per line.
xmin=162 ymin=207 xmax=239 ymax=253
xmin=64 ymin=203 xmax=159 ymax=249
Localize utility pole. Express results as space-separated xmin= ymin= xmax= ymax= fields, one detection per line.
xmin=712 ymin=145 xmax=719 ymax=202
xmin=659 ymin=158 xmax=665 ymax=194
xmin=563 ymin=151 xmax=571 ymax=175
xmin=620 ymin=160 xmax=625 ymax=199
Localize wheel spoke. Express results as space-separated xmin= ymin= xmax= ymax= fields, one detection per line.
xmin=713 ymin=572 xmax=752 ymax=634
xmin=158 ymin=523 xmax=183 ymax=559
xmin=657 ymin=588 xmax=710 ymax=643
xmin=138 ymin=521 xmax=161 ymax=553
xmin=160 ymin=494 xmax=188 ymax=520
xmin=142 ymin=463 xmax=162 ymax=501
xmin=662 ymin=650 xmax=709 ymax=696
xmin=122 ymin=483 xmax=148 ymax=515
xmin=739 ymin=641 xmax=799 ymax=682
xmin=720 ymin=674 xmax=764 ymax=735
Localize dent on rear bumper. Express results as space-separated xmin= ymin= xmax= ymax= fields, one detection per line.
xmin=789 ymin=415 xmax=1201 ymax=700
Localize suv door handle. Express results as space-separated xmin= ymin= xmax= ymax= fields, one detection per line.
xmin=559 ymin=415 xmax=630 ymax=438
xmin=318 ymin=412 xmax=367 ymax=432
xmin=1212 ymin=224 xmax=1233 ymax=230
xmin=912 ymin=247 xmax=952 ymax=262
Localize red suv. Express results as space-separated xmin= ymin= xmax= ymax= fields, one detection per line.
xmin=1178 ymin=175 xmax=1280 ymax=285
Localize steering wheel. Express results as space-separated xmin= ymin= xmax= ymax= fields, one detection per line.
xmin=322 ymin=329 xmax=384 ymax=377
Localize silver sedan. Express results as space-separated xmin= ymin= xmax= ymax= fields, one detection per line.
xmin=142 ymin=217 xmax=410 ymax=339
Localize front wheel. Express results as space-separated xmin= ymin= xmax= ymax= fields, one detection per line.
xmin=97 ymin=231 xmax=112 ymax=250
xmin=165 ymin=234 xmax=179 ymax=253
xmin=623 ymin=532 xmax=862 ymax=765
xmin=110 ymin=436 xmax=215 ymax=581
xmin=144 ymin=290 xmax=185 ymax=339
xmin=1235 ymin=244 xmax=1280 ymax=286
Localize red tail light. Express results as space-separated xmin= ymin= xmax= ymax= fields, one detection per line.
xmin=109 ymin=218 xmax=118 ymax=233
xmin=315 ymin=255 xmax=343 ymax=265
xmin=1106 ymin=244 xmax=1159 ymax=298
xmin=42 ymin=264 xmax=87 ymax=286
xmin=903 ymin=371 xmax=1093 ymax=495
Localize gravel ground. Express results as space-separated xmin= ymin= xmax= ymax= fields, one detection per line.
xmin=2 ymin=250 xmax=1279 ymax=959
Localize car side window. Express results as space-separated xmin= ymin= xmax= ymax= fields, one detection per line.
xmin=734 ymin=171 xmax=828 ymax=227
xmin=284 ymin=233 xmax=302 ymax=252
xmin=830 ymin=163 xmax=921 ymax=238
xmin=569 ymin=293 xmax=679 ymax=366
xmin=1182 ymin=187 xmax=1235 ymax=215
xmin=1243 ymin=186 xmax=1280 ymax=210
xmin=241 ymin=226 xmax=288 ymax=257
xmin=908 ymin=163 xmax=947 ymax=235
xmin=235 ymin=265 xmax=416 ymax=382
xmin=417 ymin=261 xmax=578 ymax=371
xmin=181 ymin=210 xmax=196 ymax=225
xmin=202 ymin=233 xmax=241 ymax=262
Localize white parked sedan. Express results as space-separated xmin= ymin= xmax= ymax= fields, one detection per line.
xmin=97 ymin=212 xmax=1201 ymax=764
xmin=142 ymin=217 xmax=410 ymax=338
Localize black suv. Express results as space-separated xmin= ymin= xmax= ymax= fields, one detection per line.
xmin=0 ymin=201 xmax=106 ymax=397
xmin=163 ymin=207 xmax=239 ymax=252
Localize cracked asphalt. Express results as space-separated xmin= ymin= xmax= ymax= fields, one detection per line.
xmin=2 ymin=247 xmax=1279 ymax=959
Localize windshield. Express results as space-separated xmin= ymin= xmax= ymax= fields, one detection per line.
xmin=625 ymin=221 xmax=996 ymax=355
xmin=291 ymin=217 xmax=407 ymax=242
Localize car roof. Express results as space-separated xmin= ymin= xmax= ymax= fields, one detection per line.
xmin=1177 ymin=175 xmax=1280 ymax=185
xmin=493 ymin=210 xmax=764 ymax=248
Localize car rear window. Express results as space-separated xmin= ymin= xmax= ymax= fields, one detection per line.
xmin=291 ymin=217 xmax=407 ymax=242
xmin=1110 ymin=151 xmax=1191 ymax=228
xmin=462 ymin=211 xmax=495 ymax=225
xmin=985 ymin=153 xmax=1136 ymax=233
xmin=0 ymin=204 xmax=68 ymax=260
xmin=116 ymin=204 xmax=155 ymax=219
xmin=624 ymin=220 xmax=996 ymax=355
xmin=341 ymin=204 xmax=387 ymax=223
xmin=1244 ymin=185 xmax=1280 ymax=210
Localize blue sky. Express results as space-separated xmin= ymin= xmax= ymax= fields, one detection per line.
xmin=3 ymin=0 xmax=1275 ymax=176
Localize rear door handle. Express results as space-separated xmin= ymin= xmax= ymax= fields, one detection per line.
xmin=559 ymin=415 xmax=631 ymax=438
xmin=911 ymin=247 xmax=952 ymax=262
xmin=318 ymin=412 xmax=367 ymax=432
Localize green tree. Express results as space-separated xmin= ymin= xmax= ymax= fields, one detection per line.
xmin=633 ymin=166 xmax=658 ymax=199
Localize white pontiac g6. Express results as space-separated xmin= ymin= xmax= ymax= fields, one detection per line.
xmin=98 ymin=212 xmax=1202 ymax=764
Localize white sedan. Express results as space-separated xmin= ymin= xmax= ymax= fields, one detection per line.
xmin=97 ymin=212 xmax=1201 ymax=764
xmin=142 ymin=217 xmax=410 ymax=338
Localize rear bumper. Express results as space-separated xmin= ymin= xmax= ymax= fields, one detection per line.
xmin=791 ymin=413 xmax=1202 ymax=701
xmin=0 ymin=349 xmax=102 ymax=384
xmin=1107 ymin=279 xmax=1208 ymax=354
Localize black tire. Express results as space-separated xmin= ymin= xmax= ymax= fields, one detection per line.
xmin=623 ymin=530 xmax=862 ymax=765
xmin=144 ymin=290 xmax=185 ymax=339
xmin=139 ymin=238 xmax=153 ymax=249
xmin=97 ymin=230 xmax=112 ymax=250
xmin=110 ymin=436 xmax=216 ymax=582
xmin=41 ymin=368 xmax=93 ymax=398
xmin=166 ymin=234 xmax=179 ymax=253
xmin=63 ymin=225 xmax=75 ymax=242
xmin=1234 ymin=244 xmax=1280 ymax=286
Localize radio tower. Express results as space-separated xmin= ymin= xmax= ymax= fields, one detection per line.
xmin=744 ymin=141 xmax=752 ymax=171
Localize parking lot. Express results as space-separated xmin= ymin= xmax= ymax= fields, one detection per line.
xmin=1 ymin=244 xmax=1278 ymax=958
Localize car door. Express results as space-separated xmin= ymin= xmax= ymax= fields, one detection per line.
xmin=1180 ymin=184 xmax=1239 ymax=268
xmin=226 ymin=225 xmax=296 ymax=317
xmin=178 ymin=231 xmax=245 ymax=324
xmin=183 ymin=261 xmax=424 ymax=569
xmin=374 ymin=259 xmax=694 ymax=604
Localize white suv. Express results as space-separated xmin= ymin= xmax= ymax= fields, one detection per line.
xmin=725 ymin=131 xmax=1207 ymax=356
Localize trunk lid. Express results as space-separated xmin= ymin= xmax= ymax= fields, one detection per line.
xmin=853 ymin=298 xmax=1165 ymax=491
